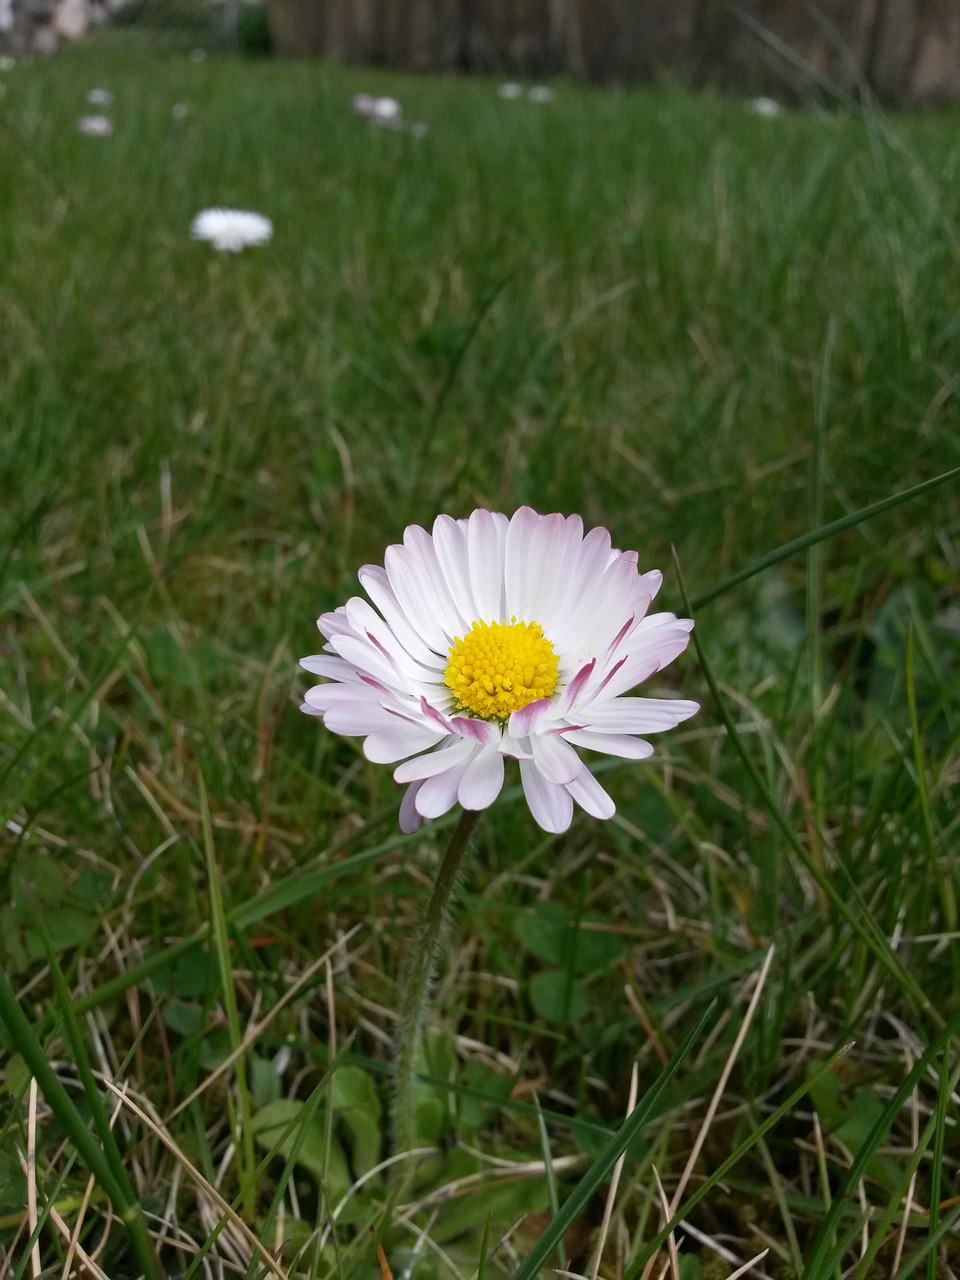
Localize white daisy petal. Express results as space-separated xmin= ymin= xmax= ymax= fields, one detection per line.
xmin=394 ymin=737 xmax=476 ymax=784
xmin=432 ymin=514 xmax=479 ymax=621
xmin=467 ymin=509 xmax=508 ymax=621
xmin=416 ymin=759 xmax=472 ymax=819
xmin=358 ymin=565 xmax=442 ymax=668
xmin=580 ymin=697 xmax=700 ymax=735
xmin=561 ymin=729 xmax=655 ymax=760
xmin=566 ymin=767 xmax=616 ymax=820
xmin=520 ymin=759 xmax=574 ymax=833
xmin=399 ymin=782 xmax=424 ymax=833
xmin=364 ymin=720 xmax=444 ymax=764
xmin=301 ymin=507 xmax=696 ymax=830
xmin=458 ymin=746 xmax=505 ymax=810
xmin=529 ymin=731 xmax=582 ymax=785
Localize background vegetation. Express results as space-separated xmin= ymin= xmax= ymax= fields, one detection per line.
xmin=1 ymin=26 xmax=959 ymax=1279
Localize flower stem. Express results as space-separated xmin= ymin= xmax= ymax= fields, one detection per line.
xmin=393 ymin=807 xmax=481 ymax=1161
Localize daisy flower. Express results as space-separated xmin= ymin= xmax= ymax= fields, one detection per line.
xmin=352 ymin=93 xmax=403 ymax=127
xmin=190 ymin=208 xmax=273 ymax=252
xmin=77 ymin=115 xmax=113 ymax=136
xmin=86 ymin=87 xmax=113 ymax=106
xmin=301 ymin=508 xmax=698 ymax=834
xmin=528 ymin=85 xmax=555 ymax=104
xmin=499 ymin=82 xmax=523 ymax=100
xmin=746 ymin=96 xmax=782 ymax=118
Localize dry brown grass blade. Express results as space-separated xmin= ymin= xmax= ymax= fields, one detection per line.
xmin=26 ymin=1076 xmax=42 ymax=1280
xmin=651 ymin=1167 xmax=680 ymax=1280
xmin=589 ymin=1058 xmax=639 ymax=1280
xmin=167 ymin=926 xmax=359 ymax=1120
xmin=639 ymin=945 xmax=776 ymax=1280
xmin=101 ymin=1080 xmax=290 ymax=1280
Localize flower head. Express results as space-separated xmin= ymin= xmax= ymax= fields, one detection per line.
xmin=190 ymin=208 xmax=273 ymax=252
xmin=352 ymin=93 xmax=403 ymax=127
xmin=528 ymin=85 xmax=555 ymax=104
xmin=746 ymin=96 xmax=782 ymax=118
xmin=301 ymin=509 xmax=698 ymax=834
xmin=77 ymin=115 xmax=113 ymax=136
xmin=86 ymin=87 xmax=113 ymax=106
xmin=499 ymin=82 xmax=523 ymax=100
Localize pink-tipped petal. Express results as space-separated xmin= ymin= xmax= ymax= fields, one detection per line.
xmin=363 ymin=721 xmax=444 ymax=764
xmin=399 ymin=782 xmax=424 ymax=833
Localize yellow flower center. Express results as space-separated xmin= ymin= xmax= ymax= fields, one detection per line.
xmin=444 ymin=619 xmax=559 ymax=722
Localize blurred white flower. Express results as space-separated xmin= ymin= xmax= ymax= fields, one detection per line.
xmin=191 ymin=208 xmax=273 ymax=252
xmin=77 ymin=115 xmax=113 ymax=136
xmin=499 ymin=82 xmax=523 ymax=100
xmin=172 ymin=102 xmax=189 ymax=122
xmin=0 ymin=55 xmax=15 ymax=72
xmin=190 ymin=47 xmax=207 ymax=63
xmin=747 ymin=96 xmax=782 ymax=118
xmin=86 ymin=87 xmax=112 ymax=106
xmin=353 ymin=93 xmax=403 ymax=128
xmin=410 ymin=120 xmax=429 ymax=139
xmin=528 ymin=85 xmax=554 ymax=103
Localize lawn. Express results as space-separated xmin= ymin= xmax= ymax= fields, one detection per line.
xmin=1 ymin=27 xmax=959 ymax=1280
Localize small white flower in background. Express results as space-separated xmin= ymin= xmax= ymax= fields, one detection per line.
xmin=499 ymin=82 xmax=523 ymax=100
xmin=77 ymin=115 xmax=113 ymax=136
xmin=190 ymin=47 xmax=207 ymax=63
xmin=528 ymin=85 xmax=554 ymax=103
xmin=301 ymin=507 xmax=698 ymax=834
xmin=410 ymin=120 xmax=429 ymax=139
xmin=172 ymin=102 xmax=189 ymax=122
xmin=191 ymin=208 xmax=273 ymax=252
xmin=352 ymin=93 xmax=403 ymax=127
xmin=747 ymin=96 xmax=782 ymax=118
xmin=0 ymin=55 xmax=15 ymax=72
xmin=86 ymin=87 xmax=112 ymax=106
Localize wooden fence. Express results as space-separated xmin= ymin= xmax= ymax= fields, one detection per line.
xmin=266 ymin=0 xmax=960 ymax=103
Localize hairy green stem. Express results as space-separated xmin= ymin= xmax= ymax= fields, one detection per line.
xmin=392 ymin=807 xmax=481 ymax=1160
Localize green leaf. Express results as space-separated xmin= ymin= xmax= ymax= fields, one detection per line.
xmin=529 ymin=969 xmax=589 ymax=1025
xmin=250 ymin=1098 xmax=351 ymax=1199
xmin=332 ymin=1065 xmax=382 ymax=1175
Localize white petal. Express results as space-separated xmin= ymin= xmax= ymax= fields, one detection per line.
xmin=384 ymin=531 xmax=463 ymax=654
xmin=529 ymin=731 xmax=582 ymax=784
xmin=432 ymin=515 xmax=479 ymax=622
xmin=363 ymin=721 xmax=444 ymax=763
xmin=345 ymin=596 xmax=445 ymax=686
xmin=416 ymin=758 xmax=472 ymax=819
xmin=545 ymin=524 xmax=613 ymax=651
xmin=357 ymin=565 xmax=442 ymax=668
xmin=507 ymin=697 xmax=553 ymax=738
xmin=519 ymin=759 xmax=574 ymax=833
xmin=591 ymin=617 xmax=694 ymax=701
xmin=566 ymin=767 xmax=616 ymax=820
xmin=467 ymin=509 xmax=507 ymax=621
xmin=328 ymin=633 xmax=406 ymax=691
xmin=458 ymin=746 xmax=505 ymax=810
xmin=561 ymin=729 xmax=654 ymax=760
xmin=505 ymin=509 xmax=586 ymax=628
xmin=580 ymin=697 xmax=699 ymax=734
xmin=301 ymin=653 xmax=359 ymax=678
xmin=394 ymin=736 xmax=476 ymax=783
xmin=399 ymin=782 xmax=424 ymax=833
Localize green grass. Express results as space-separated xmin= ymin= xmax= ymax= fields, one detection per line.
xmin=1 ymin=29 xmax=959 ymax=1279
